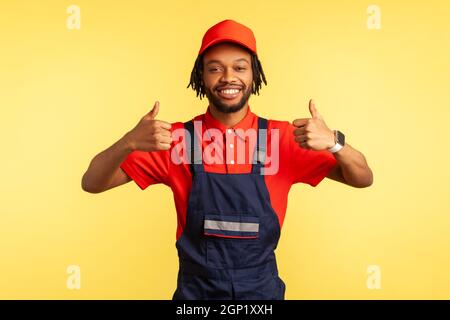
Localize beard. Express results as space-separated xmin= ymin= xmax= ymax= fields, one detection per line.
xmin=204 ymin=84 xmax=252 ymax=114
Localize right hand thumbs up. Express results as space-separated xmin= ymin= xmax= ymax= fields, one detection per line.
xmin=146 ymin=101 xmax=160 ymax=120
xmin=125 ymin=101 xmax=173 ymax=152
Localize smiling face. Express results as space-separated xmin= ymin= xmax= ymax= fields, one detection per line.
xmin=202 ymin=42 xmax=253 ymax=114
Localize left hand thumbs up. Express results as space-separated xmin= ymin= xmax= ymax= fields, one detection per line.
xmin=292 ymin=99 xmax=335 ymax=150
xmin=309 ymin=99 xmax=323 ymax=120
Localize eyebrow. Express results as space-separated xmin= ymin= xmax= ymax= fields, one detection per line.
xmin=205 ymin=58 xmax=250 ymax=65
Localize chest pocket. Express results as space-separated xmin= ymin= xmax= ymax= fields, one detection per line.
xmin=204 ymin=214 xmax=259 ymax=239
xmin=203 ymin=213 xmax=261 ymax=268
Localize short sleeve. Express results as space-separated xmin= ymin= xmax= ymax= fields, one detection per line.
xmin=288 ymin=124 xmax=338 ymax=187
xmin=120 ymin=149 xmax=170 ymax=190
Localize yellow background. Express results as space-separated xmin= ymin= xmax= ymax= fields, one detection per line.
xmin=1 ymin=0 xmax=449 ymax=299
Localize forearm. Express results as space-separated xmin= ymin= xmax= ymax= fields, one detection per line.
xmin=333 ymin=143 xmax=373 ymax=187
xmin=82 ymin=134 xmax=133 ymax=192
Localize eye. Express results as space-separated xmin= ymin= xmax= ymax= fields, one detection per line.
xmin=236 ymin=67 xmax=246 ymax=71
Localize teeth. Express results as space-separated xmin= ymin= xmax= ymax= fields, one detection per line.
xmin=220 ymin=89 xmax=240 ymax=94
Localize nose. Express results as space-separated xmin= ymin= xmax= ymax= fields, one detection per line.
xmin=220 ymin=67 xmax=238 ymax=83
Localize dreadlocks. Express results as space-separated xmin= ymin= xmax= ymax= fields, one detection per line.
xmin=187 ymin=52 xmax=267 ymax=100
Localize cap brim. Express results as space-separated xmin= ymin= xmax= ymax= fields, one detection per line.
xmin=199 ymin=38 xmax=256 ymax=55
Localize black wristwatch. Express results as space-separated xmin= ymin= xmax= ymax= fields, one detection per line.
xmin=328 ymin=130 xmax=345 ymax=153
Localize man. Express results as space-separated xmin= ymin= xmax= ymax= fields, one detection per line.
xmin=81 ymin=19 xmax=373 ymax=300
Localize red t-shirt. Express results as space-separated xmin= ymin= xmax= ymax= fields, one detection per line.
xmin=120 ymin=105 xmax=338 ymax=240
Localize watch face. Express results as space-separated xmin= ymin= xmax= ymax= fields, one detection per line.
xmin=336 ymin=130 xmax=345 ymax=145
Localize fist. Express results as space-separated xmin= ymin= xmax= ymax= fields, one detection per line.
xmin=292 ymin=99 xmax=335 ymax=151
xmin=125 ymin=101 xmax=173 ymax=152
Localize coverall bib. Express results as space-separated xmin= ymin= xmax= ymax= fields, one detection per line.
xmin=172 ymin=117 xmax=286 ymax=300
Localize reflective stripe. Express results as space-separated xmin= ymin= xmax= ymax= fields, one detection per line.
xmin=204 ymin=220 xmax=259 ymax=233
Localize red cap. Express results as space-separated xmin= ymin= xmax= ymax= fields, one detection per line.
xmin=198 ymin=19 xmax=257 ymax=56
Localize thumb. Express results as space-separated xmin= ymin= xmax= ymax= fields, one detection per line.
xmin=308 ymin=99 xmax=322 ymax=119
xmin=147 ymin=101 xmax=160 ymax=119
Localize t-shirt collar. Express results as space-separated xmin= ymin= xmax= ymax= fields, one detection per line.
xmin=203 ymin=104 xmax=256 ymax=135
